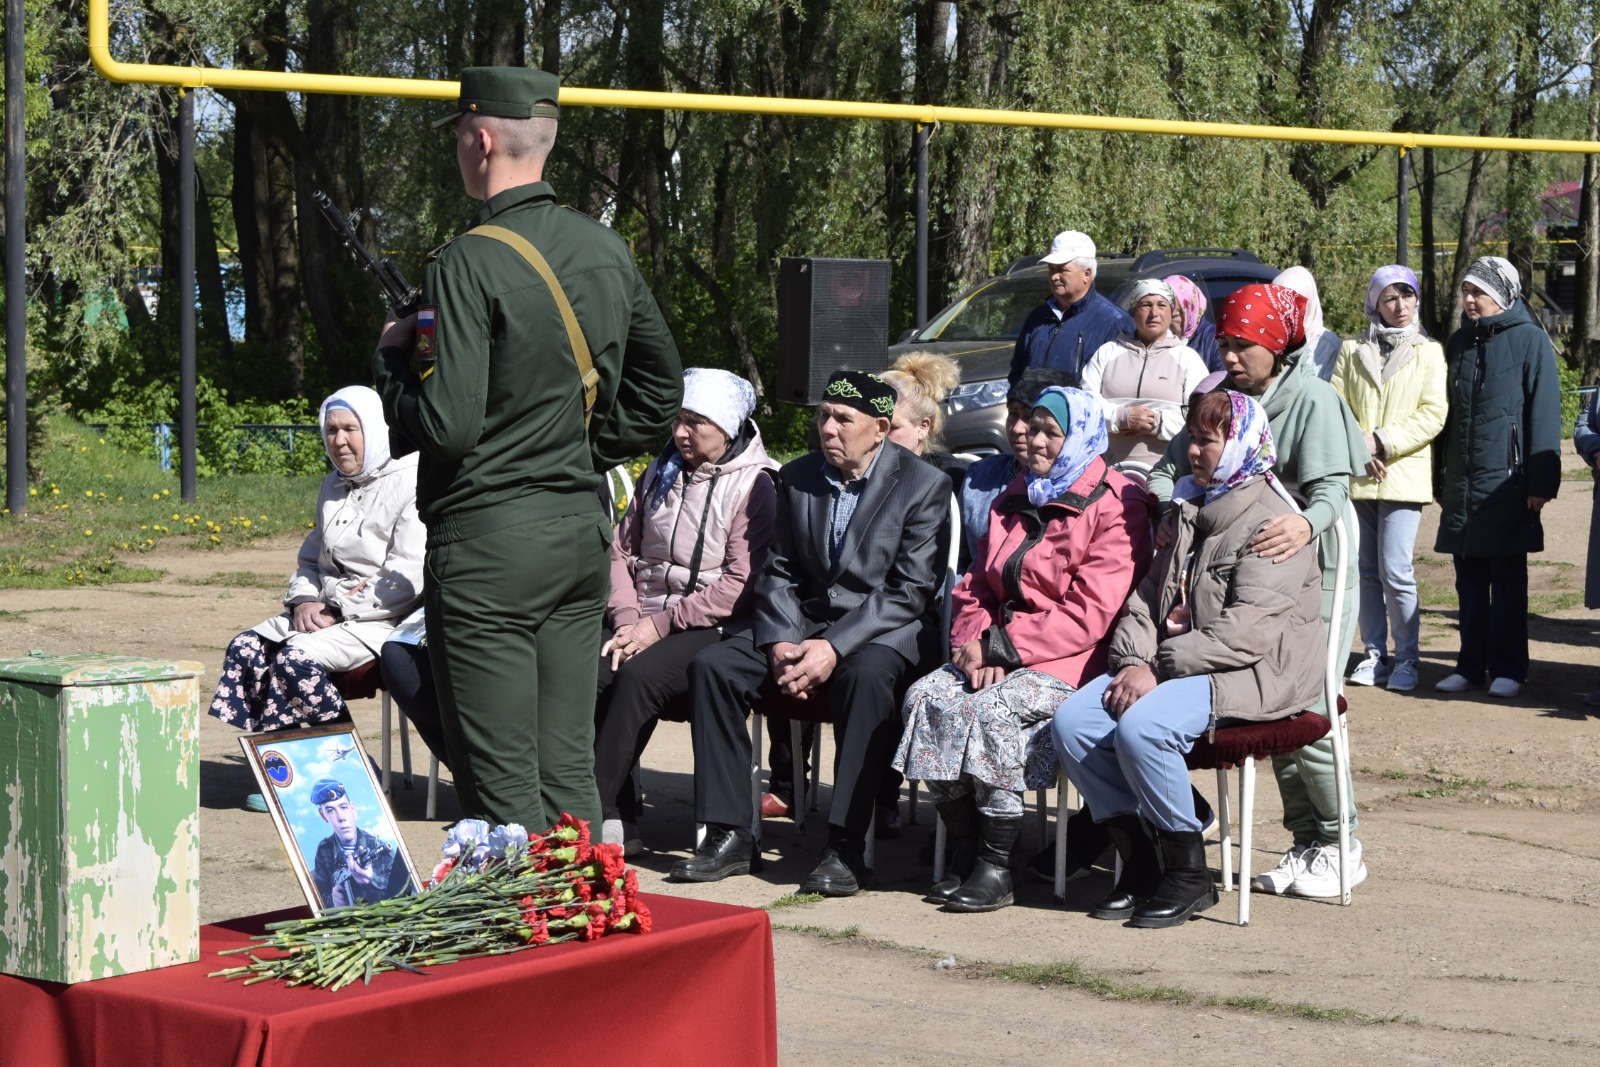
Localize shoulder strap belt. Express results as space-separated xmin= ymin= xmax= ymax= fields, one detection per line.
xmin=466 ymin=224 xmax=599 ymax=427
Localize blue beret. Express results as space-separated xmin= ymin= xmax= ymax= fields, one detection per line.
xmin=311 ymin=778 xmax=347 ymax=806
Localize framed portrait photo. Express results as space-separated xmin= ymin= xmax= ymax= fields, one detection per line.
xmin=240 ymin=725 xmax=421 ymax=915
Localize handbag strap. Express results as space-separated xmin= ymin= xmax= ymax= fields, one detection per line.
xmin=467 ymin=224 xmax=599 ymax=427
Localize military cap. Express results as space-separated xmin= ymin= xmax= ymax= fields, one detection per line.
xmin=310 ymin=778 xmax=348 ymax=806
xmin=433 ymin=67 xmax=560 ymax=128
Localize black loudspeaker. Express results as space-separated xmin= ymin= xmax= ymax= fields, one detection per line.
xmin=775 ymin=257 xmax=891 ymax=405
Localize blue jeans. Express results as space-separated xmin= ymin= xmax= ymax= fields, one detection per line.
xmin=1354 ymin=501 xmax=1423 ymax=664
xmin=1052 ymin=673 xmax=1212 ymax=833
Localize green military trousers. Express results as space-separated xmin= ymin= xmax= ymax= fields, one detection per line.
xmin=424 ymin=507 xmax=611 ymax=833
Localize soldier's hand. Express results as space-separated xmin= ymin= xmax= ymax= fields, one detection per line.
xmin=378 ymin=313 xmax=418 ymax=352
xmin=347 ymin=855 xmax=376 ymax=887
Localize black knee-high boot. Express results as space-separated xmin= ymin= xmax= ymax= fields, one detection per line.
xmin=1088 ymin=815 xmax=1163 ymax=920
xmin=927 ymin=796 xmax=980 ymax=903
xmin=945 ymin=813 xmax=1022 ymax=912
xmin=1129 ymin=829 xmax=1218 ymax=928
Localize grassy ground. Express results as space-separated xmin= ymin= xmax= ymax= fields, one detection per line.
xmin=0 ymin=417 xmax=319 ymax=588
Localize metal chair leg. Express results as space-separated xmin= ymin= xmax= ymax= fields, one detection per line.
xmin=790 ymin=719 xmax=806 ymax=834
xmin=1216 ymin=767 xmax=1233 ymax=893
xmin=933 ymin=811 xmax=947 ymax=883
xmin=397 ymin=699 xmax=413 ymax=789
xmin=426 ymin=757 xmax=439 ymax=820
xmin=380 ymin=689 xmax=392 ymax=794
xmin=1239 ymin=757 xmax=1256 ymax=926
xmin=751 ymin=714 xmax=764 ymax=848
xmin=1054 ymin=770 xmax=1070 ymax=901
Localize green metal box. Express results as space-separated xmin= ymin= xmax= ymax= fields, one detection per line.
xmin=0 ymin=652 xmax=203 ymax=983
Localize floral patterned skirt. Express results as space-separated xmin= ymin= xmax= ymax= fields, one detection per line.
xmin=208 ymin=630 xmax=354 ymax=732
xmin=893 ymin=665 xmax=1074 ymax=792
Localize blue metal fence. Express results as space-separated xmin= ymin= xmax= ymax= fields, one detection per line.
xmin=88 ymin=422 xmax=321 ymax=472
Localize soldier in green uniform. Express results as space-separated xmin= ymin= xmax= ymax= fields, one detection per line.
xmin=373 ymin=67 xmax=682 ymax=834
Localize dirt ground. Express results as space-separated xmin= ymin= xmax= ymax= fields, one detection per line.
xmin=6 ymin=446 xmax=1600 ymax=1063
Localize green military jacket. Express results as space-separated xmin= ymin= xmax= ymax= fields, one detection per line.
xmin=374 ymin=181 xmax=682 ymax=543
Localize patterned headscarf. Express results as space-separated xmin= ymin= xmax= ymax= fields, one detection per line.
xmin=1174 ymin=391 xmax=1289 ymax=506
xmin=1167 ymin=275 xmax=1208 ymax=341
xmin=1121 ymin=278 xmax=1177 ymax=312
xmin=1463 ymin=256 xmax=1521 ymax=312
xmin=1026 ymin=386 xmax=1108 ymax=507
xmin=1218 ymin=283 xmax=1308 ymax=358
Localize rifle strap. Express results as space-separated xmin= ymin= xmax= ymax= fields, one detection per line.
xmin=467 ymin=224 xmax=599 ymax=428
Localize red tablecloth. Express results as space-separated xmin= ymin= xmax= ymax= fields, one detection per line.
xmin=0 ymin=894 xmax=775 ymax=1067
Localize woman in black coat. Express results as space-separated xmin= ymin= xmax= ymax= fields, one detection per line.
xmin=1433 ymin=257 xmax=1561 ymax=698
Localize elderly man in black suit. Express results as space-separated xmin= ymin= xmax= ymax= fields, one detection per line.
xmin=670 ymin=370 xmax=951 ymax=896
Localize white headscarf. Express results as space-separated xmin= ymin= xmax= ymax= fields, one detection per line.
xmin=319 ymin=385 xmax=391 ymax=480
xmin=681 ymin=367 xmax=757 ymax=441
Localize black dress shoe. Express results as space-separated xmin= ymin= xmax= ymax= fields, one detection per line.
xmin=669 ymin=826 xmax=756 ymax=882
xmin=801 ymin=847 xmax=864 ymax=897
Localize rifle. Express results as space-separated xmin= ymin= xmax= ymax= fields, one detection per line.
xmin=313 ymin=190 xmax=422 ymax=316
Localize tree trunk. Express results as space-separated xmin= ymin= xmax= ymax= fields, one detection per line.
xmin=941 ymin=0 xmax=1018 ymax=295
xmin=1503 ymin=14 xmax=1542 ymax=295
xmin=1419 ymin=147 xmax=1439 ymax=338
xmin=473 ymin=0 xmax=527 ymax=66
xmin=1576 ymin=52 xmax=1600 ymax=383
xmin=193 ymin=171 xmax=234 ymax=367
xmin=540 ymin=0 xmax=561 ymax=74
xmin=1449 ymin=144 xmax=1492 ymax=329
xmin=682 ymin=257 xmax=764 ymax=397
xmin=619 ymin=0 xmax=670 ymax=305
xmin=300 ymin=0 xmax=378 ymax=390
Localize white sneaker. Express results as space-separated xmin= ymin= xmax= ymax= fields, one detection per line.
xmin=1254 ymin=842 xmax=1313 ymax=894
xmin=1386 ymin=660 xmax=1418 ymax=692
xmin=1348 ymin=651 xmax=1390 ymax=686
xmin=1434 ymin=673 xmax=1473 ymax=693
xmin=1287 ymin=839 xmax=1368 ymax=898
xmin=601 ymin=819 xmax=644 ymax=857
xmin=1488 ymin=677 xmax=1522 ymax=698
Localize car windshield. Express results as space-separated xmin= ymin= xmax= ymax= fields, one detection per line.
xmin=917 ymin=277 xmax=1046 ymax=342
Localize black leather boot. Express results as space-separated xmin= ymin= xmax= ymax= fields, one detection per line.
xmin=945 ymin=813 xmax=1022 ymax=912
xmin=927 ymin=797 xmax=980 ymax=903
xmin=1088 ymin=815 xmax=1163 ymax=921
xmin=669 ymin=825 xmax=757 ymax=882
xmin=1129 ymin=829 xmax=1218 ymax=928
xmin=1027 ymin=804 xmax=1112 ymax=884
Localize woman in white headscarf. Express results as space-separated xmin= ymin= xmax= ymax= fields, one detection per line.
xmin=1079 ymin=278 xmax=1210 ymax=468
xmin=1275 ymin=266 xmax=1344 ymax=382
xmin=593 ymin=368 xmax=778 ymax=852
xmin=208 ymin=388 xmax=425 ymax=796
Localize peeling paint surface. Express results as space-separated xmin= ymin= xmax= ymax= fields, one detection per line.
xmin=0 ymin=655 xmax=201 ymax=983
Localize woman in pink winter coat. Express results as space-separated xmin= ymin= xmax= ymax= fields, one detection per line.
xmin=893 ymin=386 xmax=1154 ymax=912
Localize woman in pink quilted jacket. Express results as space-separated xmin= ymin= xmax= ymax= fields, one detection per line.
xmin=593 ymin=368 xmax=778 ymax=855
xmin=893 ymin=386 xmax=1154 ymax=912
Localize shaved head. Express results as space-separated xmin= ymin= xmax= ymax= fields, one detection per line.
xmin=461 ymin=113 xmax=557 ymax=165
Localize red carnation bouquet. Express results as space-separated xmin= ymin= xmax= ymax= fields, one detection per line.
xmin=212 ymin=815 xmax=651 ymax=991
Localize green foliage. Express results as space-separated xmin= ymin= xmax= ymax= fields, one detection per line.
xmin=0 ymin=417 xmax=317 ymax=568
xmin=85 ymin=379 xmax=328 ymax=478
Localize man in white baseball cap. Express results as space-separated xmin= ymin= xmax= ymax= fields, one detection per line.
xmin=1007 ymin=230 xmax=1131 ymax=386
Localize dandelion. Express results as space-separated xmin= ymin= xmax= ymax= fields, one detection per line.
xmin=172 ymin=513 xmax=180 ymax=521
xmin=241 ymin=519 xmax=252 ymax=527
xmin=51 ymin=487 xmax=59 ymax=495
xmin=161 ymin=489 xmax=170 ymax=496
xmin=28 ymin=488 xmax=36 ymax=496
xmin=210 ymin=535 xmax=221 ymax=543
xmin=83 ymin=529 xmax=93 ymax=537
xmin=84 ymin=491 xmax=93 ymax=498
xmin=151 ymin=493 xmax=160 ymax=500
xmin=98 ymin=438 xmax=105 ymax=445
xmin=259 ymin=515 xmax=267 ymax=521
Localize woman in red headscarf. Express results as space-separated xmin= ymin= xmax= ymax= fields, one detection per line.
xmin=1146 ymin=281 xmax=1370 ymax=902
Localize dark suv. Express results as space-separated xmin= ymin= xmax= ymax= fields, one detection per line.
xmin=890 ymin=248 xmax=1281 ymax=454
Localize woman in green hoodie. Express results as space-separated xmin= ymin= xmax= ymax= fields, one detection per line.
xmin=1146 ymin=280 xmax=1369 ymax=901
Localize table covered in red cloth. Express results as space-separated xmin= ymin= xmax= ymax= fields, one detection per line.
xmin=0 ymin=893 xmax=775 ymax=1067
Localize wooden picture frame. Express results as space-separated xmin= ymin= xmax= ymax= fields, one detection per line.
xmin=239 ymin=725 xmax=421 ymax=915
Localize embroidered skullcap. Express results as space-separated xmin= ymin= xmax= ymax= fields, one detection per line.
xmin=822 ymin=370 xmax=896 ymax=419
xmin=1217 ymin=283 xmax=1308 ymax=358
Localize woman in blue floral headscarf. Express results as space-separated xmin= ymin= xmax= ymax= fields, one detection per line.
xmin=894 ymin=386 xmax=1155 ymax=913
xmin=1052 ymin=389 xmax=1325 ymax=929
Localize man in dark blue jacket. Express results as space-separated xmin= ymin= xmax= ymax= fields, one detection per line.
xmin=1007 ymin=230 xmax=1131 ymax=386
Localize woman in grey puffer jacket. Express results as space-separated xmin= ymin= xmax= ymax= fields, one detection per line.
xmin=1433 ymin=257 xmax=1561 ymax=698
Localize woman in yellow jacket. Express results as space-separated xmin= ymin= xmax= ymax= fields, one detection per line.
xmin=1330 ymin=265 xmax=1448 ymax=692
